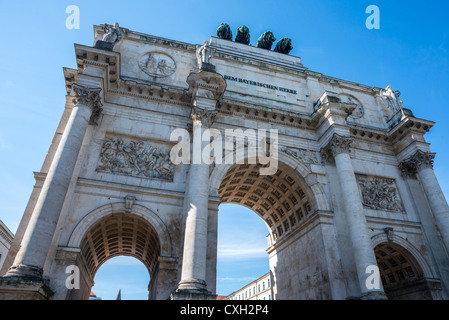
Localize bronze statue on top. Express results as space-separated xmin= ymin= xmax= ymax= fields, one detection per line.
xmin=217 ymin=23 xmax=233 ymax=41
xmin=235 ymin=25 xmax=250 ymax=45
xmin=274 ymin=37 xmax=293 ymax=55
xmin=256 ymin=31 xmax=276 ymax=50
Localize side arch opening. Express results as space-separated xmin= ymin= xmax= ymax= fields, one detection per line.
xmin=214 ymin=160 xmax=336 ymax=299
xmin=79 ymin=212 xmax=161 ymax=300
xmin=374 ymin=242 xmax=437 ymax=300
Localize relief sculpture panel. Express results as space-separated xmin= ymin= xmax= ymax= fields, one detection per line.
xmin=356 ymin=174 xmax=404 ymax=212
xmin=96 ymin=137 xmax=175 ymax=181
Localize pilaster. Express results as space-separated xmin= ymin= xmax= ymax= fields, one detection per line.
xmin=0 ymin=84 xmax=102 ymax=300
xmin=400 ymin=150 xmax=449 ymax=254
xmin=324 ymin=133 xmax=387 ymax=299
xmin=173 ymin=52 xmax=226 ymax=300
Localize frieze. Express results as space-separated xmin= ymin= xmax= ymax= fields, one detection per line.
xmin=96 ymin=137 xmax=175 ymax=181
xmin=356 ymin=175 xmax=404 ymax=212
xmin=280 ymin=146 xmax=320 ymax=164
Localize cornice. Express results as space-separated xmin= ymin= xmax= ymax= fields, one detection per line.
xmin=216 ymin=99 xmax=320 ymax=130
xmin=349 ymin=114 xmax=434 ymax=145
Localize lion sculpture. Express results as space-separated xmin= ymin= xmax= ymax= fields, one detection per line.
xmin=217 ymin=23 xmax=232 ymax=41
xmin=235 ymin=25 xmax=250 ymax=45
xmin=274 ymin=37 xmax=293 ymax=55
xmin=256 ymin=31 xmax=276 ymax=50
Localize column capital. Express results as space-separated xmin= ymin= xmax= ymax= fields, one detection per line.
xmin=398 ymin=161 xmax=417 ymax=179
xmin=328 ymin=133 xmax=354 ymax=156
xmin=71 ymin=83 xmax=103 ymax=125
xmin=399 ymin=150 xmax=436 ymax=178
xmin=408 ymin=150 xmax=435 ymax=171
xmin=190 ymin=107 xmax=217 ymax=128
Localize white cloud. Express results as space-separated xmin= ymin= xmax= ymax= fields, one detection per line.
xmin=217 ymin=277 xmax=258 ymax=282
xmin=217 ymin=244 xmax=268 ymax=260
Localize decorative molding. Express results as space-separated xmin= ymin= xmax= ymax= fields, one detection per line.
xmin=280 ymin=146 xmax=320 ymax=165
xmin=328 ymin=134 xmax=353 ymax=156
xmin=384 ymin=227 xmax=394 ymax=241
xmin=398 ymin=161 xmax=417 ymax=179
xmin=191 ymin=107 xmax=217 ymax=128
xmin=124 ymin=195 xmax=137 ymax=213
xmin=71 ymin=83 xmax=103 ymax=125
xmin=407 ymin=150 xmax=435 ymax=171
xmin=320 ymin=134 xmax=354 ymax=165
xmin=96 ymin=137 xmax=175 ymax=181
xmin=399 ymin=150 xmax=436 ymax=179
xmin=340 ymin=94 xmax=364 ymax=120
xmin=356 ymin=174 xmax=404 ymax=212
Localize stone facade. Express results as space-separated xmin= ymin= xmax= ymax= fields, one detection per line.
xmin=0 ymin=23 xmax=448 ymax=300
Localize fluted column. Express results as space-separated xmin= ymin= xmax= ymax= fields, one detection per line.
xmin=177 ymin=107 xmax=217 ymax=293
xmin=404 ymin=150 xmax=449 ymax=252
xmin=327 ymin=134 xmax=386 ymax=299
xmin=5 ymin=84 xmax=102 ymax=280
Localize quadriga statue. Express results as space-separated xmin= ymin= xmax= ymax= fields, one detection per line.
xmin=235 ymin=25 xmax=250 ymax=45
xmin=256 ymin=31 xmax=276 ymax=50
xmin=217 ymin=23 xmax=232 ymax=41
xmin=274 ymin=37 xmax=293 ymax=55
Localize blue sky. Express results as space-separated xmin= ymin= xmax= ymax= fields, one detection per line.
xmin=0 ymin=0 xmax=448 ymax=299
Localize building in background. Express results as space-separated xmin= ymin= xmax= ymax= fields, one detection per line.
xmin=89 ymin=291 xmax=102 ymax=300
xmin=225 ymin=272 xmax=273 ymax=300
xmin=0 ymin=221 xmax=13 ymax=271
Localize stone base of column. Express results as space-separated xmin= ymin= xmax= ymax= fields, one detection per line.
xmin=170 ymin=290 xmax=217 ymax=300
xmin=360 ymin=291 xmax=388 ymax=300
xmin=171 ymin=278 xmax=216 ymax=300
xmin=0 ymin=276 xmax=54 ymax=300
xmin=4 ymin=264 xmax=44 ymax=280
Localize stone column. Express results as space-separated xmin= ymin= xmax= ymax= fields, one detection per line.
xmin=327 ymin=134 xmax=386 ymax=299
xmin=4 ymin=84 xmax=102 ymax=281
xmin=176 ymin=107 xmax=217 ymax=296
xmin=406 ymin=150 xmax=449 ymax=252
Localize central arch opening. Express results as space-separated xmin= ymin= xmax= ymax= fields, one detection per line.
xmin=216 ymin=161 xmax=317 ymax=299
xmin=217 ymin=203 xmax=270 ymax=297
xmin=218 ymin=162 xmax=315 ymax=245
xmin=79 ymin=212 xmax=161 ymax=300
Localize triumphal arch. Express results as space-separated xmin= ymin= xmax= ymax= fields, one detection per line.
xmin=1 ymin=23 xmax=449 ymax=300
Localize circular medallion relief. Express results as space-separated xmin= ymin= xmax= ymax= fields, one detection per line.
xmin=138 ymin=52 xmax=176 ymax=78
xmin=340 ymin=94 xmax=364 ymax=119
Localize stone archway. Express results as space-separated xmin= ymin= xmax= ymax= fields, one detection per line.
xmin=371 ymin=234 xmax=442 ymax=300
xmin=209 ymin=155 xmax=345 ymax=299
xmin=217 ymin=162 xmax=317 ymax=244
xmin=66 ymin=203 xmax=177 ymax=300
xmin=80 ymin=212 xmax=160 ymax=299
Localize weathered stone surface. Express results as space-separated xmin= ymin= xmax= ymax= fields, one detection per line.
xmin=1 ymin=22 xmax=448 ymax=302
